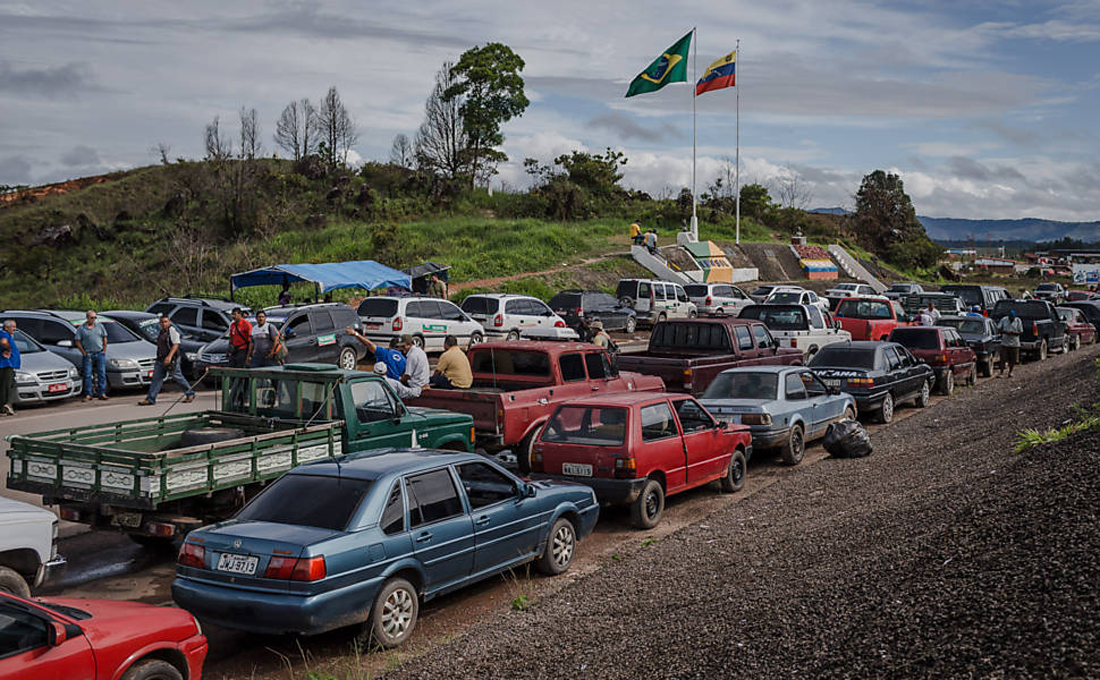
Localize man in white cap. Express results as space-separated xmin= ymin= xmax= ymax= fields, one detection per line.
xmin=376 ymin=360 xmax=419 ymax=400
xmin=589 ymin=320 xmax=611 ymax=348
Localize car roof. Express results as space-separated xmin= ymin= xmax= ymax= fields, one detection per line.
xmin=0 ymin=309 xmax=121 ymax=323
xmin=471 ymin=341 xmax=596 ymax=355
xmin=719 ymin=365 xmax=807 ymax=375
xmin=463 ymin=293 xmax=537 ymax=300
xmin=289 ymin=449 xmax=482 ymax=481
xmin=820 ymin=340 xmax=884 ymax=350
xmin=263 ymin=302 xmax=352 ymax=314
xmin=558 ymin=391 xmax=686 ymax=407
xmin=154 ymin=297 xmax=239 ymax=310
xmin=103 ymin=310 xmax=158 ymax=320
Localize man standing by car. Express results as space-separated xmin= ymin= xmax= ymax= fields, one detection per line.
xmin=0 ymin=319 xmax=20 ymax=416
xmin=345 ymin=328 xmax=406 ymax=379
xmin=430 ymin=335 xmax=472 ymax=389
xmin=248 ymin=310 xmax=280 ymax=368
xmin=925 ymin=301 xmax=941 ymax=324
xmin=997 ymin=309 xmax=1023 ymax=378
xmin=228 ymin=308 xmax=252 ymax=368
xmin=139 ymin=315 xmax=195 ymax=406
xmin=427 ymin=273 xmax=447 ymax=300
xmin=74 ymin=310 xmax=109 ymax=401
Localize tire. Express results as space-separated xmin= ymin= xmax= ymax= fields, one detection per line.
xmin=364 ymin=577 xmax=419 ymax=649
xmin=0 ymin=566 xmax=31 ymax=599
xmin=720 ymin=448 xmax=747 ymax=493
xmin=967 ymin=364 xmax=977 ymax=386
xmin=979 ymin=357 xmax=992 ymax=378
xmin=412 ymin=335 xmax=425 ymax=350
xmin=1038 ymin=339 xmax=1047 ymax=361
xmin=624 ymin=316 xmax=637 ymax=334
xmin=915 ymin=379 xmax=931 ymax=408
xmin=842 ymin=405 xmax=856 ymax=421
xmin=631 ymin=479 xmax=665 ymax=529
xmin=121 ymin=660 xmax=183 ymax=680
xmin=877 ymin=392 xmax=894 ymax=424
xmin=506 ymin=329 xmax=521 ymax=342
xmin=688 ymin=309 xmax=698 ymax=319
xmin=516 ymin=429 xmax=539 ymax=475
xmin=1070 ymin=335 xmax=1080 ymax=352
xmin=469 ymin=332 xmax=483 ymax=347
xmin=939 ymin=369 xmax=954 ymax=396
xmin=657 ymin=312 xmax=667 ymax=324
xmin=619 ymin=297 xmax=634 ymax=310
xmin=180 ymin=427 xmax=245 ymax=447
xmin=780 ymin=424 xmax=805 ymax=465
xmin=536 ymin=517 xmax=576 ymax=575
xmin=338 ymin=346 xmax=357 ymax=371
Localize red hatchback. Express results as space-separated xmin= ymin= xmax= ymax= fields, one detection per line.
xmin=887 ymin=326 xmax=977 ymax=395
xmin=834 ymin=297 xmax=910 ymax=341
xmin=0 ymin=592 xmax=206 ymax=680
xmin=530 ymin=393 xmax=752 ymax=529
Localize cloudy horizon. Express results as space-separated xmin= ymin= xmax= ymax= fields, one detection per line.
xmin=1 ymin=1 xmax=1098 ymax=225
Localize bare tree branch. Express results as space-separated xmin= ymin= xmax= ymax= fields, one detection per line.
xmin=204 ymin=115 xmax=232 ymax=161
xmin=414 ymin=62 xmax=469 ymax=181
xmin=390 ymin=133 xmax=413 ymax=168
xmin=239 ymin=107 xmax=261 ymax=160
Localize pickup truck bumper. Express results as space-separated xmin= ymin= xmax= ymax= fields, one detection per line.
xmin=532 ymin=474 xmax=649 ymax=505
xmin=35 ymin=555 xmax=67 ymax=588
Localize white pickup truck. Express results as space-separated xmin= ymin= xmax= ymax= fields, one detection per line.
xmin=0 ymin=497 xmax=65 ymax=598
xmin=738 ymin=303 xmax=852 ymax=360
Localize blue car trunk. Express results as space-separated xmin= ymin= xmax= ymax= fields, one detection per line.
xmin=192 ymin=520 xmax=341 ymax=591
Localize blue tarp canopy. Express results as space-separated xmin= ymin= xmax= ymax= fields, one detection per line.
xmin=230 ymin=260 xmax=411 ymax=296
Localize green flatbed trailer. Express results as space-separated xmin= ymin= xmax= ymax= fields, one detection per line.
xmin=5 ymin=364 xmax=474 ymax=539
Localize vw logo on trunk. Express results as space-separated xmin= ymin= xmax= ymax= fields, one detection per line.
xmin=233 ymin=539 xmax=242 ymax=549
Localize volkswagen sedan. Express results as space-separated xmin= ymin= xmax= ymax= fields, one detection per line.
xmin=173 ymin=450 xmax=598 ymax=648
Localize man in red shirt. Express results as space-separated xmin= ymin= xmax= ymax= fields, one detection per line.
xmin=228 ymin=308 xmax=253 ymax=368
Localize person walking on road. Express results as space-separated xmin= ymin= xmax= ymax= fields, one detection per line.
xmin=139 ymin=316 xmax=195 ymax=406
xmin=430 ymin=335 xmax=472 ymax=389
xmin=0 ymin=319 xmax=21 ymax=416
xmin=345 ymin=328 xmax=406 ymax=379
xmin=427 ymin=273 xmax=448 ymax=300
xmin=74 ymin=310 xmax=109 ymax=401
xmin=248 ymin=310 xmax=281 ymax=368
xmin=228 ymin=308 xmax=252 ymax=368
xmin=997 ymin=309 xmax=1023 ymax=377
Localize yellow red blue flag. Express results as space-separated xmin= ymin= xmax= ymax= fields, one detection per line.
xmin=696 ymin=51 xmax=736 ymax=96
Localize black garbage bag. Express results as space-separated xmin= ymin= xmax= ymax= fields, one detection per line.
xmin=823 ymin=419 xmax=873 ymax=458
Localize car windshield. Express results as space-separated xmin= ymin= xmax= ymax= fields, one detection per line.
xmin=99 ymin=321 xmax=142 ymax=344
xmin=836 ymin=299 xmax=891 ymax=319
xmin=460 ymin=297 xmax=498 ymax=315
xmin=470 ymin=350 xmax=550 ymax=376
xmin=702 ymin=372 xmax=779 ymax=400
xmin=649 ymin=322 xmax=732 ymax=351
xmin=945 ymin=319 xmax=986 ymax=334
xmin=135 ymin=318 xmax=161 ymax=341
xmin=891 ymin=328 xmax=940 ymax=350
xmin=1057 ymin=309 xmax=1075 ymax=322
xmin=236 ymin=474 xmax=371 ymax=531
xmin=888 ymin=284 xmax=911 ymax=292
xmin=549 ymin=293 xmax=581 ymax=311
xmin=11 ymin=330 xmax=44 ymax=353
xmin=751 ymin=287 xmax=774 ymax=297
xmin=942 ymin=287 xmax=981 ymax=307
xmin=768 ymin=292 xmax=803 ymax=304
xmin=684 ymin=285 xmax=709 ymax=297
xmin=738 ymin=306 xmax=807 ymax=331
xmin=810 ymin=346 xmax=877 ymax=369
xmin=357 ymin=298 xmax=399 ymax=317
xmin=1036 ymin=284 xmax=1059 ymax=291
xmin=542 ymin=405 xmax=627 ymax=446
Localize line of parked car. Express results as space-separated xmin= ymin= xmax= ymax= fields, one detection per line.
xmin=5 ymin=278 xmax=1100 ymax=677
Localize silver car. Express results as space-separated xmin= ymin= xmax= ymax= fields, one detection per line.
xmin=9 ymin=330 xmax=82 ymax=404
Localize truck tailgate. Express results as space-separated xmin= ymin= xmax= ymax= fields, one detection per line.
xmin=408 ymin=390 xmax=503 ymax=435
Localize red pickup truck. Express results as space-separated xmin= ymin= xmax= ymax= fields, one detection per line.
xmin=408 ymin=342 xmax=664 ymax=472
xmin=531 ymin=392 xmax=752 ymax=529
xmin=616 ymin=318 xmax=803 ymax=396
xmin=834 ymin=297 xmax=911 ymax=341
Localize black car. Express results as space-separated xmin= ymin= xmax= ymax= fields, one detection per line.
xmin=939 ymin=285 xmax=1008 ymax=313
xmin=103 ymin=310 xmax=206 ymax=379
xmin=1061 ymin=301 xmax=1100 ymax=335
xmin=808 ymin=341 xmax=934 ymax=423
xmin=548 ymin=290 xmax=637 ymax=334
xmin=990 ymin=299 xmax=1066 ymax=360
xmin=937 ymin=315 xmax=1002 ymax=377
xmin=146 ymin=297 xmax=249 ymax=343
xmin=195 ymin=303 xmax=366 ymax=375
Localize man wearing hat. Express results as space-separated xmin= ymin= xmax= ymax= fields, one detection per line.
xmin=589 ymin=320 xmax=611 ymax=349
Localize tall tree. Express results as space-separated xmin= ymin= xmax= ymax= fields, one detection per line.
xmin=239 ymin=107 xmax=261 ymax=159
xmin=274 ymin=99 xmax=314 ymax=160
xmin=204 ymin=115 xmax=231 ymax=161
xmin=853 ymin=169 xmax=940 ymax=269
xmin=775 ymin=164 xmax=813 ymax=210
xmin=444 ymin=43 xmax=529 ymax=189
xmin=315 ymin=86 xmax=358 ymax=168
xmin=415 ymin=62 xmax=469 ymax=181
xmin=390 ymin=133 xmax=413 ymax=168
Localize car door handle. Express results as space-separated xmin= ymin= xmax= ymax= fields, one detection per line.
xmin=475 ymin=515 xmax=491 ymax=526
xmin=414 ymin=531 xmax=433 ymax=543
xmin=591 ymin=385 xmax=600 ymax=391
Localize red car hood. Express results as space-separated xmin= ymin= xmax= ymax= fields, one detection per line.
xmin=37 ymin=596 xmax=200 ymax=647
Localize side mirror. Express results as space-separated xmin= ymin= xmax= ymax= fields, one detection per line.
xmin=48 ymin=621 xmax=69 ymax=646
xmin=57 ymin=340 xmax=73 ymax=348
xmin=717 ymin=420 xmax=728 ymax=430
xmin=522 ymin=482 xmax=537 ymax=498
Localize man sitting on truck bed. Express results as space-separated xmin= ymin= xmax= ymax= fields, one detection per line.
xmin=431 ymin=335 xmax=472 ymax=389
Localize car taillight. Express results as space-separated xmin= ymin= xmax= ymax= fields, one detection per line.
xmin=265 ymin=555 xmax=326 ymax=581
xmin=494 ymin=314 xmax=503 ymax=327
xmin=554 ymin=320 xmax=566 ymax=328
xmin=178 ymin=542 xmax=206 ymax=569
xmin=683 ymin=368 xmax=693 ymax=390
xmin=574 ymin=307 xmax=583 ymax=316
xmin=1032 ymin=321 xmax=1038 ymax=335
xmin=937 ymin=353 xmax=947 ymax=364
xmin=531 ymin=445 xmax=543 ymax=472
xmin=705 ymin=296 xmax=712 ymax=306
xmin=847 ymin=377 xmax=875 ymax=387
xmin=614 ymin=457 xmax=637 ymax=478
xmin=392 ymin=317 xmax=403 ymax=331
xmin=740 ymin=413 xmax=773 ymax=425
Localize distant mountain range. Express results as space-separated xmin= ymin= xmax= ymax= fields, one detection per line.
xmin=809 ymin=208 xmax=1100 ymax=244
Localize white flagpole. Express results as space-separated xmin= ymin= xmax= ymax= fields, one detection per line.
xmin=735 ymin=39 xmax=741 ymax=245
xmin=691 ymin=27 xmax=698 ymax=242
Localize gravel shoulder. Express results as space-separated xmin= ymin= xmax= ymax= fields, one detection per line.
xmin=389 ymin=346 xmax=1100 ymax=679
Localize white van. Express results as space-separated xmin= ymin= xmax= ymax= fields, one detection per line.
xmin=356 ymin=296 xmax=484 ymax=351
xmin=459 ymin=294 xmax=578 ymax=341
xmin=615 ymin=279 xmax=698 ymax=326
xmin=683 ymin=283 xmax=752 ymax=316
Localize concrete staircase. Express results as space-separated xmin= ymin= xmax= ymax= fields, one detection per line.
xmin=828 ymin=245 xmax=887 ymax=293
xmin=630 ymin=245 xmax=693 ymax=284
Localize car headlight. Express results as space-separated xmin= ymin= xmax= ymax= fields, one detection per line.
xmin=185 ymin=352 xmax=198 ymax=362
xmin=68 ymin=367 xmax=79 ymax=379
xmin=15 ymin=371 xmax=36 ymax=384
xmin=109 ymin=358 xmax=139 ymax=369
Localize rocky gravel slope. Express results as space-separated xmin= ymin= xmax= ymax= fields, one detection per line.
xmin=390 ymin=346 xmax=1100 ymax=679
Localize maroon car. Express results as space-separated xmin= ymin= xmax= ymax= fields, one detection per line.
xmin=887 ymin=326 xmax=977 ymax=395
xmin=1056 ymin=306 xmax=1097 ymax=351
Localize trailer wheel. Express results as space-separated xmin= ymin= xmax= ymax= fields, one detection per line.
xmin=0 ymin=566 xmax=30 ymax=599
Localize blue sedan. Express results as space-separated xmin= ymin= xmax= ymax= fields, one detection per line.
xmin=172 ymin=449 xmax=599 ymax=648
xmin=699 ymin=366 xmax=856 ymax=465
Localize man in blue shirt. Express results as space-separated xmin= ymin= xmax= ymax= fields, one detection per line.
xmin=74 ymin=310 xmax=109 ymax=400
xmin=0 ymin=319 xmax=21 ymax=416
xmin=345 ymin=328 xmax=406 ymax=379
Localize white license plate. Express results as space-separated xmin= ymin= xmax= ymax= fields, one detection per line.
xmin=823 ymin=379 xmax=841 ymax=388
xmin=47 ymin=383 xmax=67 ymax=393
xmin=216 ymin=553 xmax=258 ymax=575
xmin=562 ymin=463 xmax=593 ymax=477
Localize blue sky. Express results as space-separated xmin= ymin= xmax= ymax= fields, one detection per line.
xmin=1 ymin=0 xmax=1098 ymax=225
